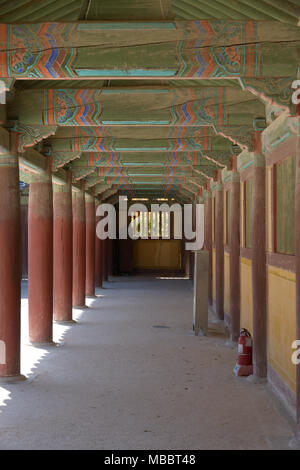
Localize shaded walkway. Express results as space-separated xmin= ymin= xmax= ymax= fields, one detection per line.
xmin=0 ymin=277 xmax=295 ymax=449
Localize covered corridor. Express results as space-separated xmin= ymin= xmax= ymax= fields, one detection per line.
xmin=0 ymin=277 xmax=295 ymax=450
xmin=0 ymin=0 xmax=300 ymax=452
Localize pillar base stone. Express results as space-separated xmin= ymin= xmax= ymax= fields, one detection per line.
xmin=54 ymin=320 xmax=77 ymax=325
xmin=28 ymin=341 xmax=59 ymax=348
xmin=194 ymin=329 xmax=208 ymax=337
xmin=0 ymin=374 xmax=27 ymax=384
xmin=225 ymin=339 xmax=238 ymax=349
xmin=289 ymin=437 xmax=300 ymax=450
xmin=247 ymin=374 xmax=267 ymax=384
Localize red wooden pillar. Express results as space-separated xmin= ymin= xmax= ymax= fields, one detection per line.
xmin=53 ymin=174 xmax=73 ymax=323
xmin=108 ymin=239 xmax=113 ymax=276
xmin=28 ymin=163 xmax=53 ymax=344
xmin=0 ymin=133 xmax=24 ymax=380
xmin=103 ymin=239 xmax=108 ymax=282
xmin=85 ymin=193 xmax=96 ymax=296
xmin=20 ymin=192 xmax=28 ymax=278
xmin=251 ymin=131 xmax=267 ymax=380
xmin=229 ymin=156 xmax=240 ymax=342
xmin=204 ymin=182 xmax=212 ymax=306
xmin=215 ymin=170 xmax=224 ymax=320
xmin=189 ymin=197 xmax=196 ymax=281
xmin=95 ymin=200 xmax=103 ymax=288
xmin=72 ymin=185 xmax=86 ymax=307
xmin=181 ymin=211 xmax=189 ymax=277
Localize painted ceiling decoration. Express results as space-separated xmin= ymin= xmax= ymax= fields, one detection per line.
xmin=15 ymin=87 xmax=264 ymax=127
xmin=0 ymin=21 xmax=298 ymax=79
xmin=1 ymin=0 xmax=299 ymax=198
xmin=49 ymin=136 xmax=233 ymax=153
xmin=71 ymin=151 xmax=210 ymax=168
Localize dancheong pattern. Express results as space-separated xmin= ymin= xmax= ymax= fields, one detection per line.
xmin=170 ymin=88 xmax=227 ymax=126
xmin=95 ymin=167 xmax=192 ymax=177
xmin=176 ymin=20 xmax=259 ymax=78
xmin=0 ymin=23 xmax=77 ymax=78
xmin=0 ymin=21 xmax=260 ymax=79
xmin=36 ymin=88 xmax=226 ymax=127
xmin=41 ymin=89 xmax=226 ymax=127
xmin=62 ymin=138 xmax=208 ymax=153
xmin=44 ymin=90 xmax=102 ymax=126
xmin=87 ymin=152 xmax=202 ymax=167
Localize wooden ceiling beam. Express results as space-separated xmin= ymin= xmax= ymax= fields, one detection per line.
xmin=1 ymin=21 xmax=298 ymax=79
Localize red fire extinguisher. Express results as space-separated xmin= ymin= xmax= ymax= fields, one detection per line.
xmin=233 ymin=328 xmax=253 ymax=376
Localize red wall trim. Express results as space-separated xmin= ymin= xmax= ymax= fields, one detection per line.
xmin=267 ymin=252 xmax=296 ymax=273
xmin=240 ymin=247 xmax=252 ymax=260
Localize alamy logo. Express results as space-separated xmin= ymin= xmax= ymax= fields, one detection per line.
xmin=96 ymin=197 xmax=204 ymax=251
xmin=0 ymin=340 xmax=6 ymax=365
xmin=0 ymin=80 xmax=7 ymax=105
xmin=291 ymin=340 xmax=300 ymax=365
xmin=291 ymin=80 xmax=300 ymax=105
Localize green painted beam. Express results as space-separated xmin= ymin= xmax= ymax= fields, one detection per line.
xmin=47 ymin=130 xmax=233 ymax=153
xmin=15 ymin=78 xmax=241 ymax=90
xmin=82 ymin=166 xmax=194 ymax=178
xmin=15 ymin=87 xmax=264 ymax=128
xmin=53 ymin=125 xmax=217 ymax=140
xmin=19 ymin=148 xmax=49 ymax=174
xmin=61 ymin=152 xmax=220 ymax=168
xmin=1 ymin=21 xmax=298 ymax=79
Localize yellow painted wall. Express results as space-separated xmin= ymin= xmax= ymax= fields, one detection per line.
xmin=240 ymin=257 xmax=253 ymax=334
xmin=267 ymin=166 xmax=273 ymax=253
xmin=224 ymin=190 xmax=227 ymax=244
xmin=268 ymin=266 xmax=296 ymax=392
xmin=212 ymin=248 xmax=216 ymax=300
xmin=224 ymin=251 xmax=230 ymax=316
xmin=240 ymin=182 xmax=244 ymax=247
xmin=212 ymin=197 xmax=215 ymax=243
xmin=133 ymin=240 xmax=181 ymax=270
